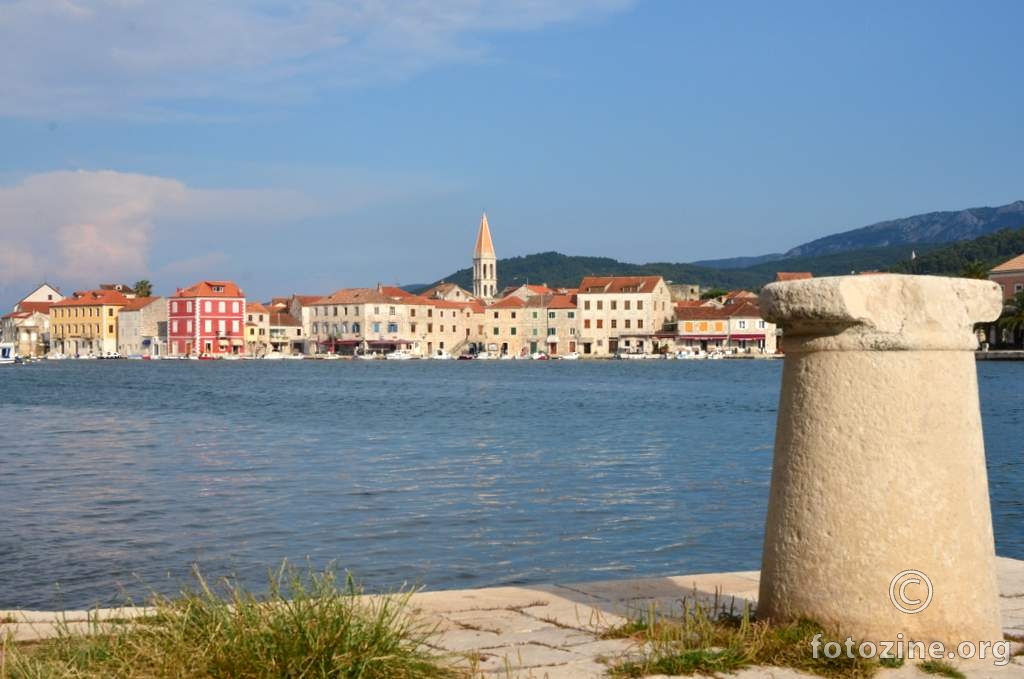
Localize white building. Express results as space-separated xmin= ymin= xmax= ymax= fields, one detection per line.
xmin=116 ymin=296 xmax=167 ymax=357
xmin=0 ymin=283 xmax=63 ymax=356
xmin=576 ymin=276 xmax=673 ymax=356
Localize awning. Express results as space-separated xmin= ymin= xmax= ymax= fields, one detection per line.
xmin=545 ymin=336 xmax=559 ymax=343
xmin=231 ymin=339 xmax=244 ymax=346
xmin=369 ymin=339 xmax=412 ymax=346
xmin=729 ymin=334 xmax=766 ymax=340
xmin=677 ymin=335 xmax=728 ymax=341
xmin=319 ymin=339 xmax=361 ymax=346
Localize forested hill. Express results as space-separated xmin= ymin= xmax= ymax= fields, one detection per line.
xmin=422 ymin=245 xmax=933 ymax=293
xmin=888 ymin=227 xmax=1024 ymax=276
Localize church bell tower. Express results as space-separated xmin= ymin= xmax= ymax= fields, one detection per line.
xmin=473 ymin=212 xmax=497 ymax=300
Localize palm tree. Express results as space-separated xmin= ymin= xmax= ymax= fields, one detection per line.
xmin=133 ymin=280 xmax=153 ymax=297
xmin=959 ymin=260 xmax=989 ymax=279
xmin=997 ymin=291 xmax=1024 ymax=348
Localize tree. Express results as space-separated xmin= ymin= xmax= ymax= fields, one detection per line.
xmin=997 ymin=291 xmax=1024 ymax=348
xmin=959 ymin=260 xmax=989 ymax=279
xmin=133 ymin=280 xmax=152 ymax=297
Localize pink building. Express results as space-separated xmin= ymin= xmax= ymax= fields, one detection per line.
xmin=989 ymin=253 xmax=1024 ymax=303
xmin=167 ymin=280 xmax=245 ymax=357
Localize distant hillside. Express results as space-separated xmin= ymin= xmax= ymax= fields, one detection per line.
xmin=693 ymin=199 xmax=1024 ymax=268
xmin=889 ymin=227 xmax=1024 ymax=276
xmin=422 ymin=245 xmax=934 ymax=293
xmin=785 ymin=200 xmax=1024 ymax=258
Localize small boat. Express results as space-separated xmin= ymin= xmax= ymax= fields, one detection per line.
xmin=530 ymin=352 xmax=549 ymax=360
xmin=475 ymin=351 xmax=495 ymax=360
xmin=560 ymin=352 xmax=580 ymax=360
xmin=457 ymin=354 xmax=475 ymax=360
xmin=431 ymin=350 xmax=452 ymax=360
xmin=356 ymin=351 xmax=379 ymax=360
xmin=386 ymin=349 xmax=414 ymax=360
xmin=1 ymin=343 xmax=17 ymax=365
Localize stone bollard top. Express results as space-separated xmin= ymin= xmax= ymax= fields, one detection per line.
xmin=759 ymin=274 xmax=1002 ymax=352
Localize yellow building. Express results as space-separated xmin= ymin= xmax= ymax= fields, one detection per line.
xmin=50 ymin=289 xmax=131 ymax=357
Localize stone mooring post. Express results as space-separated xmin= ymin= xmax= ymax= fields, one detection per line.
xmin=757 ymin=274 xmax=1004 ymax=646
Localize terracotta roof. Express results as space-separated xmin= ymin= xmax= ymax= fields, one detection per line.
xmin=723 ymin=290 xmax=757 ymax=300
xmin=290 ymin=295 xmax=323 ymax=306
xmin=578 ymin=276 xmax=663 ymax=294
xmin=523 ymin=293 xmax=577 ymax=310
xmin=2 ymin=311 xmax=31 ymax=320
xmin=421 ymin=282 xmax=473 ymax=299
xmin=379 ymin=286 xmax=415 ymax=298
xmin=991 ymin=253 xmax=1024 ymax=273
xmin=775 ymin=272 xmax=813 ymax=282
xmin=270 ymin=312 xmax=301 ymax=327
xmin=490 ymin=296 xmax=526 ymax=309
xmin=52 ymin=289 xmax=130 ymax=307
xmin=173 ymin=280 xmax=244 ymax=298
xmin=121 ymin=296 xmax=162 ymax=312
xmin=676 ymin=301 xmax=763 ymax=320
xmin=246 ymin=302 xmax=269 ymax=314
xmin=674 ymin=300 xmax=704 ymax=309
xmin=474 ymin=213 xmax=495 ymax=257
xmin=317 ymin=287 xmax=393 ymax=305
xmin=15 ymin=301 xmax=56 ymax=314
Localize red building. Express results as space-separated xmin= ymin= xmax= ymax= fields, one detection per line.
xmin=167 ymin=280 xmax=245 ymax=357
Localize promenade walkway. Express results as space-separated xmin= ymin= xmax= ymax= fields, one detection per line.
xmin=4 ymin=557 xmax=1023 ymax=678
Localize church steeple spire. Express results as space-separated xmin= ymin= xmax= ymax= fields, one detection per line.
xmin=473 ymin=212 xmax=497 ymax=300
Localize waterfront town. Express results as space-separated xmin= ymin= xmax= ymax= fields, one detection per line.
xmin=3 ymin=214 xmax=1024 ymax=362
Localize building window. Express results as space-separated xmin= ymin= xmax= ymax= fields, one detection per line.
xmin=232 ymin=302 xmax=239 ymax=313
xmin=637 ymin=300 xmax=644 ymax=310
xmin=584 ymin=319 xmax=591 ymax=329
xmin=584 ymin=300 xmax=591 ymax=310
xmin=108 ymin=325 xmax=114 ymax=334
xmin=624 ymin=300 xmax=631 ymax=310
xmin=532 ymin=311 xmax=538 ymax=319
xmin=532 ymin=328 xmax=538 ymax=336
xmin=172 ymin=301 xmax=179 ymax=313
xmin=389 ymin=306 xmax=396 ymax=316
xmin=638 ymin=319 xmax=644 ymax=328
xmin=567 ymin=311 xmax=575 ymax=319
xmin=172 ymin=320 xmax=179 ymax=333
xmin=205 ymin=301 xmax=212 ymax=313
xmin=548 ymin=311 xmax=555 ymax=319
xmin=611 ymin=300 xmax=617 ymax=310
xmin=374 ymin=307 xmax=380 ymax=315
xmin=738 ymin=320 xmax=747 ymax=329
xmin=352 ymin=322 xmax=360 ymax=333
xmin=493 ymin=311 xmax=499 ymax=319
xmin=410 ymin=323 xmax=417 ymax=333
xmin=758 ymin=320 xmax=766 ymax=329
xmin=624 ymin=319 xmax=631 ymax=329
xmin=597 ymin=300 xmax=603 ymax=311
xmin=597 ymin=319 xmax=604 ymax=329
xmin=493 ymin=327 xmax=499 ymax=335
xmin=387 ymin=323 xmax=398 ymax=333
xmin=372 ymin=322 xmax=381 ymax=333
xmin=511 ymin=311 xmax=516 ymax=319
xmin=108 ymin=308 xmax=114 ymax=316
xmin=511 ymin=327 xmax=517 ymax=336
xmin=427 ymin=323 xmax=433 ymax=333
xmin=186 ymin=301 xmax=193 ymax=313
xmin=611 ymin=319 xmax=617 ymax=329
xmin=187 ymin=320 xmax=193 ymax=332
xmin=232 ymin=320 xmax=239 ymax=332
xmin=204 ymin=320 xmax=212 ymax=333
xmin=218 ymin=320 xmax=226 ymax=334
xmin=547 ymin=327 xmax=556 ymax=336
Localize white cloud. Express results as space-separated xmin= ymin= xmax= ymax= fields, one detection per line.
xmin=0 ymin=169 xmax=337 ymax=290
xmin=0 ymin=0 xmax=632 ymax=119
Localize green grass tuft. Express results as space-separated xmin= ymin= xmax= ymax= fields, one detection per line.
xmin=919 ymin=660 xmax=966 ymax=679
xmin=2 ymin=564 xmax=464 ymax=679
xmin=604 ymin=593 xmax=880 ymax=678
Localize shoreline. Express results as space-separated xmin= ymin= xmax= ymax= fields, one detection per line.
xmin=4 ymin=558 xmax=1024 ymax=677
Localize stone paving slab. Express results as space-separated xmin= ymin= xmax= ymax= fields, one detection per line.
xmin=3 ymin=558 xmax=1024 ymax=677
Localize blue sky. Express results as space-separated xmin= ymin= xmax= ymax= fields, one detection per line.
xmin=2 ymin=0 xmax=1023 ymax=305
